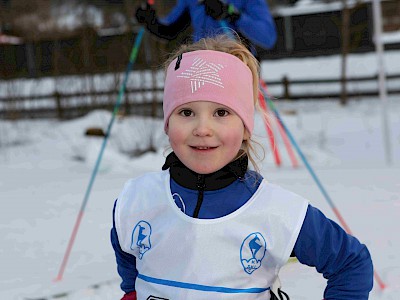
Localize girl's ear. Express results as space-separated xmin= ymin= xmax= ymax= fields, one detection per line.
xmin=165 ymin=122 xmax=170 ymax=135
xmin=243 ymin=129 xmax=250 ymax=141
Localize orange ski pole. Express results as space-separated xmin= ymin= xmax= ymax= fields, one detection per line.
xmin=260 ymin=80 xmax=298 ymax=168
xmin=258 ymin=91 xmax=281 ymax=166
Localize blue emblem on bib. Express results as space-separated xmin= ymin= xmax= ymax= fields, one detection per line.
xmin=240 ymin=232 xmax=267 ymax=274
xmin=131 ymin=220 xmax=152 ymax=259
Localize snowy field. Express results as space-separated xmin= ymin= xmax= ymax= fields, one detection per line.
xmin=1 ymin=52 xmax=400 ymax=299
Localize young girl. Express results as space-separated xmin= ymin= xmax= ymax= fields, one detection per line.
xmin=111 ymin=35 xmax=373 ymax=300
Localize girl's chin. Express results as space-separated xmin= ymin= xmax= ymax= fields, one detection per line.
xmin=185 ymin=163 xmax=221 ymax=175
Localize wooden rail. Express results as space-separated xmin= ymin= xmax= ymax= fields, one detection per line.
xmin=1 ymin=74 xmax=399 ymax=120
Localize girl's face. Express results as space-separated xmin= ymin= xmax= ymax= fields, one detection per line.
xmin=167 ymin=101 xmax=249 ymax=174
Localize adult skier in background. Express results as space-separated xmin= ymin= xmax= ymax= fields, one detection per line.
xmin=135 ymin=0 xmax=277 ymax=54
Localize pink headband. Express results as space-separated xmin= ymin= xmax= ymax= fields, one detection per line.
xmin=163 ymin=50 xmax=254 ymax=134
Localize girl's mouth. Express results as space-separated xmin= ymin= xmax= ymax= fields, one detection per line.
xmin=191 ymin=146 xmax=217 ymax=150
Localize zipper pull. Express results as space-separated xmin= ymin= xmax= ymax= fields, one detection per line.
xmin=197 ymin=174 xmax=205 ymax=190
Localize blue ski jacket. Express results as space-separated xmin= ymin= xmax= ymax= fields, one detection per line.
xmin=111 ymin=153 xmax=373 ymax=299
xmin=159 ymin=0 xmax=277 ymax=50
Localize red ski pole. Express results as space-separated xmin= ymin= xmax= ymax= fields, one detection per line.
xmin=258 ymin=91 xmax=281 ymax=167
xmin=260 ymin=80 xmax=298 ymax=168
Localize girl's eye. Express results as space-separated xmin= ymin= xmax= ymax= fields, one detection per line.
xmin=179 ymin=109 xmax=193 ymax=117
xmin=215 ymin=109 xmax=229 ymax=117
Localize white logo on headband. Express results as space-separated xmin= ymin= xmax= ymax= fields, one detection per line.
xmin=177 ymin=57 xmax=224 ymax=93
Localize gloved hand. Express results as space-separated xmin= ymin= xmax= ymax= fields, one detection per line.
xmin=135 ymin=3 xmax=156 ymax=25
xmin=120 ymin=291 xmax=137 ymax=300
xmin=200 ymin=0 xmax=240 ymax=23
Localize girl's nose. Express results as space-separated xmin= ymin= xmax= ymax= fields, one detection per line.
xmin=192 ymin=118 xmax=213 ymax=137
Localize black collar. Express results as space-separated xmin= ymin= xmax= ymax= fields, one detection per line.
xmin=162 ymin=152 xmax=248 ymax=191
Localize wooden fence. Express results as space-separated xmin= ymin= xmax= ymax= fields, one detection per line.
xmin=0 ymin=87 xmax=164 ymax=120
xmin=268 ymin=73 xmax=400 ymax=100
xmin=1 ymin=73 xmax=399 ymax=120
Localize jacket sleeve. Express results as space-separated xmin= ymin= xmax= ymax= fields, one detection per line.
xmin=150 ymin=0 xmax=190 ymax=41
xmin=293 ymin=204 xmax=373 ymax=299
xmin=159 ymin=0 xmax=188 ymax=25
xmin=235 ymin=0 xmax=277 ymax=49
xmin=111 ymin=200 xmax=138 ymax=294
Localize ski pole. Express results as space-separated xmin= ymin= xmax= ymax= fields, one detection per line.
xmin=261 ymin=86 xmax=352 ymax=232
xmin=259 ymin=85 xmax=386 ymax=291
xmin=260 ymin=80 xmax=298 ymax=168
xmin=54 ymin=26 xmax=146 ymax=282
xmin=258 ymin=90 xmax=281 ymax=166
xmin=219 ymin=20 xmax=235 ymax=39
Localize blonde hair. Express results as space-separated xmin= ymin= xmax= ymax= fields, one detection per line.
xmin=164 ymin=34 xmax=266 ymax=172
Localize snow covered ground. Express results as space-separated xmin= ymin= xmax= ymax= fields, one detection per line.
xmin=1 ymin=52 xmax=400 ymax=299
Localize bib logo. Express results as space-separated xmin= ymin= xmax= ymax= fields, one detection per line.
xmin=240 ymin=232 xmax=267 ymax=274
xmin=131 ymin=220 xmax=152 ymax=259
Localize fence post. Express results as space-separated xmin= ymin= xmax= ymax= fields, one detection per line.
xmin=124 ymin=87 xmax=131 ymax=116
xmin=283 ymin=76 xmax=290 ymax=100
xmin=55 ymin=91 xmax=63 ymax=119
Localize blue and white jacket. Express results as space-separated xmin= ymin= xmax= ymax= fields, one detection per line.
xmin=147 ymin=0 xmax=277 ymax=50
